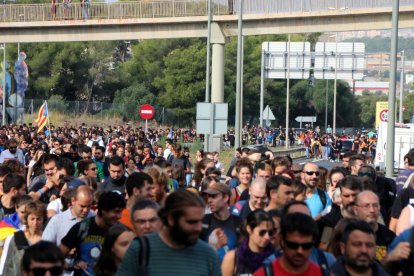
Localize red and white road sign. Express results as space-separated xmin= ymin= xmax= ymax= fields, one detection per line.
xmin=379 ymin=109 xmax=388 ymax=122
xmin=139 ymin=104 xmax=154 ymax=120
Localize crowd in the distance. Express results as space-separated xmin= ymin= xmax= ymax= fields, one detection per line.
xmin=0 ymin=123 xmax=412 ymax=276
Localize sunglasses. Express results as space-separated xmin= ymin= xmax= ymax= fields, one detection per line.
xmin=89 ymin=167 xmax=97 ymax=171
xmin=358 ymin=172 xmax=374 ymax=177
xmin=29 ymin=266 xmax=63 ymax=276
xmin=284 ymin=240 xmax=314 ymax=250
xmin=304 ymin=171 xmax=320 ymax=176
xmin=258 ymin=229 xmax=276 ymax=237
xmin=9 ymin=146 xmax=17 ymax=149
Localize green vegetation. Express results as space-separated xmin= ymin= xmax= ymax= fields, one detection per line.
xmin=3 ymin=34 xmax=413 ymax=128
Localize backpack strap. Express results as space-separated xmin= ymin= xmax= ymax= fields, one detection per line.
xmin=263 ymin=262 xmax=274 ymax=276
xmin=14 ymin=231 xmax=29 ymax=250
xmin=200 ymin=214 xmax=213 ymax=240
xmin=403 ymin=173 xmax=414 ymax=189
xmin=316 ymin=249 xmax=330 ymax=276
xmin=317 ymin=188 xmax=327 ymax=209
xmin=137 ymin=236 xmax=150 ymax=276
xmin=77 ymin=217 xmax=92 ymax=241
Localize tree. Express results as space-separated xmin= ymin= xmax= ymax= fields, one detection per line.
xmin=113 ymin=82 xmax=156 ymax=121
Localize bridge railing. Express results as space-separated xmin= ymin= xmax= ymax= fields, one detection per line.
xmin=0 ymin=0 xmax=414 ymax=23
xmin=0 ymin=1 xmax=231 ymax=22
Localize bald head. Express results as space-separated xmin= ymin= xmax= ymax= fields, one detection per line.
xmin=249 ymin=178 xmax=267 ymax=210
xmin=301 ymin=162 xmax=319 ymax=189
xmin=75 ymin=185 xmax=93 ymax=200
xmin=71 ymin=185 xmax=93 ymax=219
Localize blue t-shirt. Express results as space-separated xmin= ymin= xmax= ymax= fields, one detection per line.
xmin=305 ymin=190 xmax=332 ymax=218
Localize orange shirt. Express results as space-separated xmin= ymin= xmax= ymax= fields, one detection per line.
xmin=119 ymin=208 xmax=133 ymax=230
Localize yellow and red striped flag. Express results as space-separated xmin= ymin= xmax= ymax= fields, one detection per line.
xmin=34 ymin=101 xmax=49 ymax=133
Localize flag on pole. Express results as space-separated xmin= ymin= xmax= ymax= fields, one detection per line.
xmin=35 ymin=101 xmax=49 ymax=133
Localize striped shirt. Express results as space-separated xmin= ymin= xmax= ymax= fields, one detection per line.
xmin=117 ymin=233 xmax=221 ymax=276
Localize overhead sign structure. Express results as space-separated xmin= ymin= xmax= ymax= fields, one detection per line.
xmin=196 ymin=102 xmax=228 ymax=135
xmin=260 ymin=41 xmax=311 ymax=127
xmin=262 ymin=41 xmax=311 ymax=79
xmin=375 ymin=101 xmax=388 ymax=129
xmin=139 ymin=104 xmax=154 ymax=133
xmin=314 ymin=42 xmax=365 ymax=80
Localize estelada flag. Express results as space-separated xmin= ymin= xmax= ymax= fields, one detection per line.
xmin=34 ymin=101 xmax=49 ymax=133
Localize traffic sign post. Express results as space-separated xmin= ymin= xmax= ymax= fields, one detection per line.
xmin=139 ymin=104 xmax=154 ymax=133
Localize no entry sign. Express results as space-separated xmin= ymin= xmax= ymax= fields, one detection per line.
xmin=139 ymin=104 xmax=154 ymax=120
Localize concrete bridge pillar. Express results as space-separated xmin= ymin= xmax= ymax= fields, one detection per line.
xmin=209 ymin=23 xmax=228 ymax=152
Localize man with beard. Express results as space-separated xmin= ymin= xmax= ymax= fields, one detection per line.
xmin=353 ymin=191 xmax=395 ymax=261
xmin=331 ymin=220 xmax=388 ymax=276
xmin=301 ymin=162 xmax=331 ymax=218
xmin=0 ymin=138 xmax=25 ymax=164
xmin=200 ymin=182 xmax=242 ymax=262
xmin=117 ymin=190 xmax=221 ymax=276
xmin=60 ymin=191 xmax=125 ymax=276
xmin=318 ymin=176 xmax=362 ymax=246
xmin=254 ymin=212 xmax=322 ymax=276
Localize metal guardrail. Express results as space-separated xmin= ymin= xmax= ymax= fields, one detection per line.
xmin=0 ymin=0 xmax=413 ymax=23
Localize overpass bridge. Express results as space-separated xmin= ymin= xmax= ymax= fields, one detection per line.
xmin=1 ymin=0 xmax=414 ymax=113
xmin=0 ymin=0 xmax=414 ymax=43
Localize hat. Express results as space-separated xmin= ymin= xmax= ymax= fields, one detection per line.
xmin=203 ymin=182 xmax=230 ymax=196
xmin=67 ymin=178 xmax=86 ymax=189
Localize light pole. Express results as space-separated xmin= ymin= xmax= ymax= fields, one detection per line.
xmin=333 ymin=32 xmax=338 ymax=135
xmin=399 ymin=50 xmax=404 ymax=124
xmin=1 ymin=43 xmax=5 ymax=126
xmin=325 ymin=79 xmax=328 ymax=130
xmin=235 ymin=0 xmax=243 ymax=148
xmin=386 ymin=0 xmax=400 ymax=178
xmin=204 ymin=0 xmax=212 ymax=151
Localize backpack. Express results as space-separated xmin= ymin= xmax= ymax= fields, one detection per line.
xmin=317 ymin=188 xmax=327 ymax=210
xmin=230 ymin=200 xmax=247 ymax=216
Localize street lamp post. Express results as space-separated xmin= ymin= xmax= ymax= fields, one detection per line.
xmin=204 ymin=0 xmax=212 ymax=151
xmin=235 ymin=0 xmax=243 ymax=148
xmin=399 ymin=50 xmax=404 ymax=124
xmin=333 ymin=32 xmax=338 ymax=135
xmin=1 ymin=43 xmax=5 ymax=126
xmin=325 ymin=80 xmax=328 ymax=130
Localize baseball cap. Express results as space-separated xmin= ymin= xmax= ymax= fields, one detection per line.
xmin=203 ymin=182 xmax=230 ymax=196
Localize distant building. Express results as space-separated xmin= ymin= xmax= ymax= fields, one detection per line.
xmin=347 ymin=81 xmax=389 ymax=95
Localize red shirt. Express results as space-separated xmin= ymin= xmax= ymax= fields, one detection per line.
xmin=254 ymin=258 xmax=322 ymax=276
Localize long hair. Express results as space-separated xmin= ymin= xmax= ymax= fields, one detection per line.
xmin=94 ymin=224 xmax=132 ymax=276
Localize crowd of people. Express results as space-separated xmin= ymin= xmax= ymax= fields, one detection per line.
xmin=0 ymin=122 xmax=411 ymax=275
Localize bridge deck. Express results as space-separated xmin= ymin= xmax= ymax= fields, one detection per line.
xmin=0 ymin=0 xmax=413 ymax=24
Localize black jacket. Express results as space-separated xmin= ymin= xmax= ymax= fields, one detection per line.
xmin=331 ymin=256 xmax=389 ymax=276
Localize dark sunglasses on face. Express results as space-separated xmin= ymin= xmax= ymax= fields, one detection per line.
xmin=258 ymin=229 xmax=276 ymax=237
xmin=9 ymin=146 xmax=17 ymax=149
xmin=284 ymin=240 xmax=314 ymax=250
xmin=304 ymin=171 xmax=320 ymax=176
xmin=29 ymin=266 xmax=63 ymax=276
